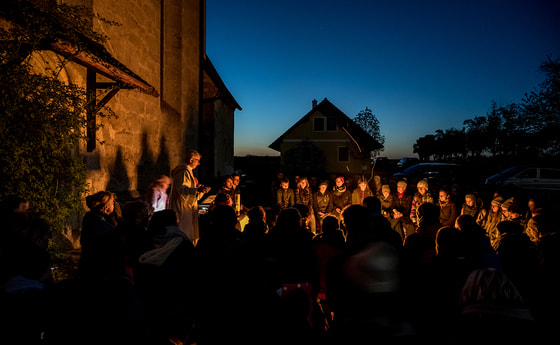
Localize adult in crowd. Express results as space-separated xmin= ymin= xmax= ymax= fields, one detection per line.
xmin=276 ymin=177 xmax=295 ymax=212
xmin=264 ymin=207 xmax=322 ymax=343
xmin=410 ymin=179 xmax=433 ymax=227
xmin=145 ymin=174 xmax=171 ymax=212
xmin=494 ymin=220 xmax=539 ymax=312
xmin=134 ymin=209 xmax=197 ymax=344
xmin=116 ymin=199 xmax=153 ymax=277
xmin=477 ymin=196 xmax=503 ymax=248
xmin=460 ymin=193 xmax=483 ymax=221
xmin=451 ymin=268 xmax=541 ymax=345
xmin=50 ymin=218 xmax=146 ymax=345
xmin=313 ymin=180 xmax=333 ymax=233
xmin=379 ymin=184 xmax=395 ymax=218
xmin=331 ymin=176 xmax=352 ymax=221
xmin=371 ymin=175 xmax=383 ymax=198
xmin=295 ymin=176 xmax=316 ymax=234
xmin=79 ymin=191 xmax=121 ymax=277
xmin=169 ymin=149 xmax=211 ymax=244
xmin=351 ymin=177 xmax=374 ymax=207
xmin=438 ymin=187 xmax=458 ymax=227
xmin=393 ymin=180 xmax=415 ymax=240
xmin=217 ymin=175 xmax=236 ymax=201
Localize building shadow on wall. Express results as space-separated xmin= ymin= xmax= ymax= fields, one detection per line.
xmin=136 ymin=132 xmax=171 ymax=198
xmin=106 ymin=146 xmax=132 ymax=202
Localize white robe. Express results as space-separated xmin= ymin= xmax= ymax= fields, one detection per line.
xmin=169 ymin=164 xmax=204 ymax=244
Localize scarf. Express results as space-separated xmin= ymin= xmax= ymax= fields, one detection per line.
xmin=334 ymin=185 xmax=347 ymax=193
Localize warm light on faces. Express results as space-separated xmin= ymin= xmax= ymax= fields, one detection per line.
xmin=319 ymin=184 xmax=327 ymax=193
xmin=281 ymin=182 xmax=289 ymax=189
xmin=502 ymin=207 xmax=509 ymax=217
xmin=225 ymin=178 xmax=234 ymax=188
xmin=418 ymin=186 xmax=427 ymax=194
xmin=397 ymin=185 xmax=406 ymax=194
xmin=359 ymin=182 xmax=367 ymax=191
xmin=465 ymin=197 xmax=474 ymax=207
xmin=491 ymin=204 xmax=499 ymax=212
xmin=189 ymin=155 xmax=201 ymax=168
xmin=102 ymin=197 xmax=115 ymax=215
xmin=383 ymin=191 xmax=390 ymax=198
xmin=439 ymin=192 xmax=448 ymax=202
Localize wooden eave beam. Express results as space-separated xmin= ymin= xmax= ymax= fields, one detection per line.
xmin=50 ymin=40 xmax=159 ymax=97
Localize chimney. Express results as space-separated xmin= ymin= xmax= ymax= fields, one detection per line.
xmin=312 ymin=99 xmax=317 ymax=108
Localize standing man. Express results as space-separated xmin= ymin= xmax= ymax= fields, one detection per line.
xmin=170 ymin=149 xmax=211 ymax=244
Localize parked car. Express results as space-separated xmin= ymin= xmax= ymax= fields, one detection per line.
xmin=393 ymin=162 xmax=466 ymax=191
xmin=485 ymin=166 xmax=560 ymax=192
xmin=397 ymin=157 xmax=420 ymax=169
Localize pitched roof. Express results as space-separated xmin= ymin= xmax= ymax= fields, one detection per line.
xmin=269 ymin=98 xmax=382 ymax=152
xmin=203 ymin=56 xmax=242 ymax=110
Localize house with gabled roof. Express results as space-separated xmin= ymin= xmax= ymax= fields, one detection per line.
xmin=269 ymin=98 xmax=382 ymax=179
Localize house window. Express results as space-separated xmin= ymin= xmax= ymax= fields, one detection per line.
xmin=313 ymin=116 xmax=337 ymax=131
xmin=326 ymin=117 xmax=337 ymax=131
xmin=338 ymin=147 xmax=349 ymax=162
xmin=313 ymin=117 xmax=324 ymax=131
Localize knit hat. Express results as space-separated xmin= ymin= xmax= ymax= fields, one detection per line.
xmin=336 ymin=176 xmax=344 ymax=183
xmin=490 ymin=197 xmax=503 ymax=207
xmin=501 ymin=197 xmax=515 ymax=210
xmin=417 ymin=179 xmax=429 ymax=190
xmin=465 ymin=194 xmax=476 ymax=201
xmin=319 ymin=180 xmax=329 ymax=187
xmin=382 ymin=185 xmax=391 ymax=194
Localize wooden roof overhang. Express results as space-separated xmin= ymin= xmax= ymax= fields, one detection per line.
xmin=50 ymin=39 xmax=160 ymax=151
xmin=1 ymin=1 xmax=160 ymax=151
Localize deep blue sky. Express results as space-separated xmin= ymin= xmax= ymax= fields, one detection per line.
xmin=206 ymin=0 xmax=560 ymax=159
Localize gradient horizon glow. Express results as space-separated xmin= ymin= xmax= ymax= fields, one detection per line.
xmin=206 ymin=0 xmax=560 ymax=158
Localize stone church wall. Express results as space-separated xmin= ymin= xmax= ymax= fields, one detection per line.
xmin=74 ymin=0 xmax=204 ymax=200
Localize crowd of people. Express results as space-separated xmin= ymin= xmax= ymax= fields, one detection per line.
xmin=1 ymin=152 xmax=560 ymax=345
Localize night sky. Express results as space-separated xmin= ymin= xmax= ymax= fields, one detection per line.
xmin=206 ymin=0 xmax=560 ymax=158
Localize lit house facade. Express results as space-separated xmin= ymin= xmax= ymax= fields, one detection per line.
xmin=269 ymin=98 xmax=381 ymax=179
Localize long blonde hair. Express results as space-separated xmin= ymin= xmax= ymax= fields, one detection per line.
xmin=459 ymin=268 xmax=525 ymax=308
xmin=85 ymin=191 xmax=114 ymax=213
xmin=297 ymin=177 xmax=310 ymax=189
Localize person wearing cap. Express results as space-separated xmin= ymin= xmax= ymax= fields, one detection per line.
xmin=460 ymin=193 xmax=483 ymax=221
xmin=410 ymin=179 xmax=433 ymax=227
xmin=379 ymin=184 xmax=395 ymax=218
xmin=500 ymin=197 xmax=516 ymax=221
xmin=478 ymin=197 xmax=504 ymax=248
